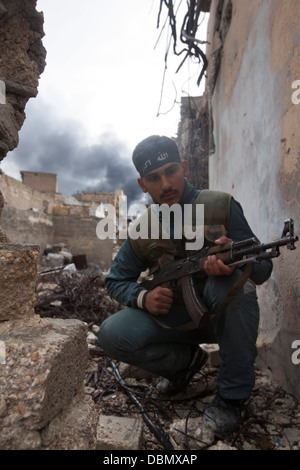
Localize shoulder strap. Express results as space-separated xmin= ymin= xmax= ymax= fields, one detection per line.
xmin=195 ymin=189 xmax=232 ymax=227
xmin=187 ymin=189 xmax=232 ymax=247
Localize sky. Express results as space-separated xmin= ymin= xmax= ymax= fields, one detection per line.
xmin=0 ymin=0 xmax=208 ymax=205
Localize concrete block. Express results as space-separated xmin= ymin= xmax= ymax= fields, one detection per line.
xmin=46 ymin=252 xmax=64 ymax=267
xmin=201 ymin=343 xmax=221 ymax=367
xmin=40 ymin=392 xmax=98 ymax=450
xmin=0 ymin=243 xmax=39 ymax=321
xmin=52 ymin=205 xmax=70 ymax=216
xmin=0 ymin=228 xmax=8 ymax=242
xmin=96 ymin=415 xmax=143 ymax=450
xmin=170 ymin=416 xmax=215 ymax=450
xmin=0 ymin=316 xmax=89 ymax=449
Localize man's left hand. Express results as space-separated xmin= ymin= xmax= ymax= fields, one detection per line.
xmin=204 ymin=236 xmax=235 ymax=276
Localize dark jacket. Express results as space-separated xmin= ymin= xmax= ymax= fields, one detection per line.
xmin=105 ymin=181 xmax=273 ymax=308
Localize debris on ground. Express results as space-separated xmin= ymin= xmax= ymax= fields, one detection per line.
xmin=35 ymin=270 xmax=300 ymax=451
xmin=85 ymin=332 xmax=300 ymax=451
xmin=35 ymin=268 xmax=120 ymax=324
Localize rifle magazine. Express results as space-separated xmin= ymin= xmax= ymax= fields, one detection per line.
xmin=180 ymin=275 xmax=210 ymax=329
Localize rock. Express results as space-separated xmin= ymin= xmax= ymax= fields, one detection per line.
xmin=200 ymin=343 xmax=221 ymax=367
xmin=208 ymin=440 xmax=238 ymax=450
xmin=0 ymin=243 xmax=39 ymax=321
xmin=41 ymin=393 xmax=98 ymax=450
xmin=283 ymin=427 xmax=300 ymax=447
xmin=50 ymin=300 xmax=62 ymax=307
xmin=46 ymin=253 xmax=64 ymax=267
xmin=84 ymin=265 xmax=103 ymax=277
xmin=52 ymin=205 xmax=70 ymax=216
xmin=87 ymin=332 xmax=97 ymax=344
xmin=0 ymin=228 xmax=9 ymax=242
xmin=60 ymin=250 xmax=73 ymax=263
xmin=62 ymin=263 xmax=77 ymax=274
xmin=169 ymin=416 xmax=215 ymax=450
xmin=91 ymin=324 xmax=100 ymax=334
xmin=0 ymin=0 xmax=46 ymax=160
xmin=0 ymin=316 xmax=89 ymax=449
xmin=96 ymin=415 xmax=143 ymax=450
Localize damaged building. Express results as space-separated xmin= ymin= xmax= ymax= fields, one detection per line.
xmin=176 ymin=0 xmax=300 ymax=397
xmin=0 ymin=0 xmax=299 ymax=451
xmin=0 ymin=0 xmax=120 ymax=450
xmin=0 ymin=169 xmax=122 ymax=270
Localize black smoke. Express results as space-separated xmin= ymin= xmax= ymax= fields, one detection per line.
xmin=3 ymin=101 xmax=143 ymax=206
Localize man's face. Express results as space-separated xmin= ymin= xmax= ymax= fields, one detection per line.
xmin=137 ymin=161 xmax=189 ymax=206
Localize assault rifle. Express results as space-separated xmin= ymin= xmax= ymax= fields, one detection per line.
xmin=142 ymin=219 xmax=298 ymax=328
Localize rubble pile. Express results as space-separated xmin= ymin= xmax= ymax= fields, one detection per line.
xmin=40 ymin=243 xmax=83 ymax=270
xmin=35 ymin=270 xmax=120 ymax=325
xmin=34 ymin=266 xmax=299 ymax=451
xmin=84 ymin=335 xmax=300 ymax=451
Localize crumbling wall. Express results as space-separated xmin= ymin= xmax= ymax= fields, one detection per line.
xmin=1 ymin=205 xmax=54 ymax=255
xmin=51 ymin=213 xmax=113 ymax=269
xmin=21 ymin=171 xmax=59 ymax=194
xmin=74 ymin=191 xmax=116 ymax=206
xmin=0 ymin=171 xmax=56 ymax=211
xmin=205 ymin=0 xmax=300 ymax=395
xmin=0 ymin=1 xmax=99 ymax=449
xmin=0 ymin=0 xmax=46 ymax=160
xmin=0 ymin=172 xmax=115 ymax=269
xmin=176 ymin=96 xmax=209 ymax=190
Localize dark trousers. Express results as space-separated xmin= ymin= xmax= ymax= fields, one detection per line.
xmin=97 ymin=269 xmax=259 ymax=400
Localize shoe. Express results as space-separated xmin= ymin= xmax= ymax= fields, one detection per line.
xmin=156 ymin=346 xmax=208 ymax=396
xmin=203 ymin=393 xmax=246 ymax=436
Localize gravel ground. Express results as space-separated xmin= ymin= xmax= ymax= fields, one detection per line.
xmin=86 ymin=327 xmax=300 ymax=451
xmin=35 ymin=271 xmax=299 ymax=451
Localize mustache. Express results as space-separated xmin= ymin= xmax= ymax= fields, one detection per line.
xmin=160 ymin=189 xmax=178 ymax=197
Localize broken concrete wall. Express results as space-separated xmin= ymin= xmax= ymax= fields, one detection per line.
xmin=0 ymin=171 xmax=56 ymax=211
xmin=51 ymin=213 xmax=113 ymax=270
xmin=0 ymin=314 xmax=98 ymax=450
xmin=0 ymin=172 xmax=114 ymax=269
xmin=205 ymin=0 xmax=300 ymax=395
xmin=0 ymin=0 xmax=46 ymax=160
xmin=0 ymin=1 xmax=99 ymax=449
xmin=21 ymin=171 xmax=59 ymax=194
xmin=0 ymin=208 xmax=98 ymax=449
xmin=177 ymin=96 xmax=209 ymax=190
xmin=1 ymin=203 xmax=113 ymax=270
xmin=1 ymin=205 xmax=54 ymax=254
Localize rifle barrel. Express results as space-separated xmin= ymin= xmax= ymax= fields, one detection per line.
xmin=232 ymin=235 xmax=298 ymax=259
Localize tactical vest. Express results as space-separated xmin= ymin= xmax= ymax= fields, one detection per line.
xmin=129 ymin=189 xmax=232 ymax=273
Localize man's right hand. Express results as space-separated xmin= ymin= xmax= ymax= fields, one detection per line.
xmin=144 ymin=286 xmax=173 ymax=315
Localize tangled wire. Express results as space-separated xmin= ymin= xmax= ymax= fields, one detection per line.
xmin=35 ymin=270 xmax=121 ymax=324
xmin=157 ymin=0 xmax=208 ymax=86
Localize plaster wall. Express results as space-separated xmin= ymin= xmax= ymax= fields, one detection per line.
xmin=0 ymin=171 xmax=55 ymax=211
xmin=0 ymin=172 xmax=115 ymax=269
xmin=21 ymin=171 xmax=58 ymax=194
xmin=208 ymin=0 xmax=300 ymax=394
